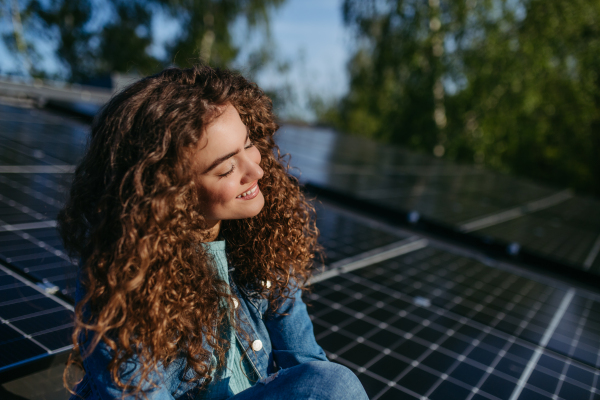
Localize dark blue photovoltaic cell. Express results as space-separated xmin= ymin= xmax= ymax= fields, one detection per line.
xmin=0 ymin=337 xmax=47 ymax=368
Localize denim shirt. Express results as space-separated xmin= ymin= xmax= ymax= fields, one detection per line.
xmin=71 ymin=261 xmax=328 ymax=400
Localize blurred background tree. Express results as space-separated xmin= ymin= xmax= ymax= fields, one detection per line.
xmin=317 ymin=0 xmax=600 ymax=196
xmin=0 ymin=0 xmax=284 ymax=82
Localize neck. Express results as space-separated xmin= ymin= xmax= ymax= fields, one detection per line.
xmin=203 ymin=220 xmax=222 ymax=242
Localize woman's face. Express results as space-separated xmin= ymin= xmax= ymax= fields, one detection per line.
xmin=193 ymin=104 xmax=265 ymax=226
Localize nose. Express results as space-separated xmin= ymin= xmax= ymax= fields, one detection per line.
xmin=240 ymin=153 xmax=263 ymax=184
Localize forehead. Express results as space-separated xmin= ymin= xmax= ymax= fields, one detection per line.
xmin=193 ymin=104 xmax=247 ymax=165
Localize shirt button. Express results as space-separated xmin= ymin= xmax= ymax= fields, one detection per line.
xmin=252 ymin=340 xmax=263 ymax=351
xmin=233 ymin=298 xmax=239 ymax=309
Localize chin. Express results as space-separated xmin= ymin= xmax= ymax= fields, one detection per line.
xmin=224 ymin=193 xmax=265 ymax=221
xmin=246 ymin=193 xmax=265 ymax=218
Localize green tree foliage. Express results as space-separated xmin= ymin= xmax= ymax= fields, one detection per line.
xmin=2 ymin=0 xmax=284 ymax=81
xmin=326 ymin=0 xmax=600 ymax=195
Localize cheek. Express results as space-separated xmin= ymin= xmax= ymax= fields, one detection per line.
xmin=209 ymin=182 xmax=238 ymax=205
xmin=199 ymin=181 xmax=238 ymax=212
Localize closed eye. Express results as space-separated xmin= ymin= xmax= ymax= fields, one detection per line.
xmin=218 ymin=138 xmax=252 ymax=178
xmin=218 ymin=165 xmax=235 ymax=178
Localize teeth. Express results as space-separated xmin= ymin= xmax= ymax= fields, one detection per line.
xmin=237 ymin=186 xmax=257 ymax=199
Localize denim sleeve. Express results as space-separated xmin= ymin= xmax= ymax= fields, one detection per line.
xmin=78 ymin=335 xmax=177 ymax=400
xmin=264 ymin=282 xmax=328 ymax=368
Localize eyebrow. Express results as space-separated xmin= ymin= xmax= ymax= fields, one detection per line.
xmin=202 ymin=131 xmax=250 ymax=174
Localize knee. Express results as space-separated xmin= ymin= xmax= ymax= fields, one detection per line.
xmin=295 ymin=361 xmax=368 ymax=400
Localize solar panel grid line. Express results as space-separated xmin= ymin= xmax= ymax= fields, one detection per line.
xmin=0 ymin=175 xmax=63 ymax=208
xmin=443 ymin=283 xmax=551 ymax=342
xmin=550 ymin=333 xmax=600 ymax=369
xmin=311 ymin=237 xmax=427 ymax=284
xmin=476 ymin=215 xmax=598 ymax=269
xmin=4 ymin=251 xmax=60 ymax=264
xmin=426 ymin=332 xmax=526 ymax=400
xmin=310 ymin=293 xmax=486 ymax=399
xmin=311 ymin=279 xmax=528 ymax=400
xmin=0 ymin=220 xmax=58 ymax=232
xmin=0 ymin=264 xmax=73 ymax=311
xmin=0 ymin=113 xmax=70 ymax=125
xmin=328 ymin=164 xmax=487 ymax=177
xmin=0 ymin=292 xmax=46 ymax=307
xmin=379 ymin=256 xmax=560 ymax=348
xmin=7 ymin=306 xmax=68 ymax=323
xmin=0 ymin=277 xmax=26 ymax=291
xmin=29 ymin=321 xmax=73 ymax=339
xmin=467 ymin=321 xmax=575 ymax=399
xmin=412 ymin=235 xmax=574 ymax=299
xmin=445 ymin=284 xmax=552 ymax=400
xmin=20 ymin=259 xmax=72 ymax=274
xmin=0 ymin=141 xmax=57 ymax=167
xmin=517 ymin=355 xmax=599 ymax=400
xmin=593 ymin=353 xmax=600 ymax=400
xmin=0 ymin=143 xmax=45 ymax=166
xmin=458 ymin=189 xmax=573 ymax=233
xmin=584 ymin=235 xmax=600 ymax=271
xmin=0 ymin=237 xmax=46 ymax=252
xmin=340 ymin=239 xmax=429 ymax=274
xmin=549 ymin=300 xmax=592 ymax=400
xmin=0 ymin=193 xmax=46 ymax=221
xmin=0 ymin=135 xmax=80 ymax=166
xmin=0 ymin=106 xmax=89 ymax=126
xmin=41 ymin=271 xmax=76 ymax=285
xmin=31 ymin=174 xmax=70 ymax=193
xmin=507 ymin=289 xmax=575 ymax=400
xmin=0 ymin=316 xmax=52 ymax=353
xmin=0 ymin=165 xmax=75 ymax=173
xmin=343 ymin=173 xmax=543 ymax=201
xmin=355 ymin=303 xmax=511 ymax=399
xmin=0 ymin=219 xmax=70 ymax=264
xmin=316 ymin=198 xmax=415 ymax=238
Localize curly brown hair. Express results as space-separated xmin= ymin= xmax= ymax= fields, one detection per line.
xmin=58 ymin=65 xmax=321 ymax=396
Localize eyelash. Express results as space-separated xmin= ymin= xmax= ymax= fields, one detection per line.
xmin=218 ymin=142 xmax=254 ymax=178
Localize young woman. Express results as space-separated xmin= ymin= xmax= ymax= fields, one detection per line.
xmin=58 ymin=65 xmax=369 ymax=399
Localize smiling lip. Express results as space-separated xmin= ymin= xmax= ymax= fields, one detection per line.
xmin=236 ymin=181 xmax=260 ymax=200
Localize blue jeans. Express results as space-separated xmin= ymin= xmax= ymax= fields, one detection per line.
xmin=229 ymin=361 xmax=369 ymax=400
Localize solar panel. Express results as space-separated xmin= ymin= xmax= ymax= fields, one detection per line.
xmin=306 ymin=236 xmax=600 ymax=400
xmin=315 ymin=203 xmax=412 ymax=265
xmin=477 ymin=197 xmax=600 ymax=274
xmin=276 ymin=125 xmax=600 ymax=275
xmin=0 ymin=263 xmax=73 ymax=374
xmin=0 ymin=104 xmax=80 ymax=297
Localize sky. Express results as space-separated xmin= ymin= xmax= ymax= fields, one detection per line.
xmin=253 ymin=0 xmax=351 ymax=118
